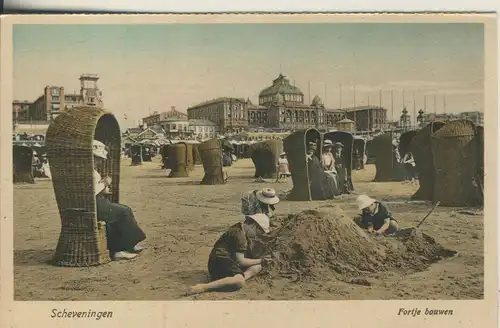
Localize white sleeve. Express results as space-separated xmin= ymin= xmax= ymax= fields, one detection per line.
xmin=94 ymin=170 xmax=105 ymax=196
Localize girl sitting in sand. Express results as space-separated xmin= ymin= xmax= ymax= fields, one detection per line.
xmin=186 ymin=213 xmax=272 ymax=295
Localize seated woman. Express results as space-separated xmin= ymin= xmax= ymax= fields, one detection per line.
xmin=306 ymin=141 xmax=338 ymax=200
xmin=354 ymin=195 xmax=399 ymax=235
xmin=186 ymin=213 xmax=272 ymax=295
xmin=92 ymin=140 xmax=147 ymax=260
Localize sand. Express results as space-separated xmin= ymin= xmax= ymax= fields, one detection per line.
xmin=13 ymin=158 xmax=484 ymax=300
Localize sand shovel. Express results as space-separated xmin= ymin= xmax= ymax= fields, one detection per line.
xmin=396 ymin=201 xmax=441 ymax=238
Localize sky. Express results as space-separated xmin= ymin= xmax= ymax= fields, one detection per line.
xmin=13 ymin=23 xmax=484 ymax=129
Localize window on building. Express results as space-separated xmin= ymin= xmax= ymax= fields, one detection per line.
xmin=172 ymin=124 xmax=176 ymax=130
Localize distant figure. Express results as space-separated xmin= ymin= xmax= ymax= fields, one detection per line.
xmin=401 ymin=151 xmax=418 ymax=184
xmin=333 ymin=142 xmax=350 ymax=194
xmin=276 ymin=152 xmax=290 ymax=182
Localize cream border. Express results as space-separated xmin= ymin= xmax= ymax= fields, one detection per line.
xmin=0 ymin=14 xmax=497 ymax=328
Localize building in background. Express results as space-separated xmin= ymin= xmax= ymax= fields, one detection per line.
xmin=188 ymin=119 xmax=219 ymax=140
xmin=14 ymin=74 xmax=104 ymax=126
xmin=187 ymin=97 xmax=247 ymax=134
xmin=343 ymin=105 xmax=388 ymax=132
xmin=142 ymin=106 xmax=188 ymax=128
xmin=12 ymin=100 xmax=32 ymax=121
xmin=420 ymin=110 xmax=484 ymax=127
xmin=459 ymin=111 xmax=484 ymax=126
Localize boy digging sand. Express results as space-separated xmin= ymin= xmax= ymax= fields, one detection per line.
xmin=187 ymin=213 xmax=272 ymax=295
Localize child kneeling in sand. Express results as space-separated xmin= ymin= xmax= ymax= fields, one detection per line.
xmin=355 ymin=195 xmax=399 ymax=235
xmin=187 ymin=213 xmax=272 ymax=295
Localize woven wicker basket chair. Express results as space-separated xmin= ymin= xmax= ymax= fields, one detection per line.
xmin=13 ymin=145 xmax=35 ymax=184
xmin=371 ymin=132 xmax=406 ymax=182
xmin=352 ymin=138 xmax=366 ymax=170
xmin=186 ymin=143 xmax=194 ymax=171
xmin=167 ymin=143 xmax=189 ymax=178
xmin=199 ymin=138 xmax=225 ymax=185
xmin=248 ymin=140 xmax=283 ymax=179
xmin=398 ymin=130 xmax=418 ymax=158
xmin=324 ymin=131 xmax=355 ymax=190
xmin=161 ymin=144 xmax=171 ymax=169
xmin=130 ymin=144 xmax=143 ymax=166
xmin=45 ymin=106 xmax=121 ymax=267
xmin=283 ymin=128 xmax=323 ymax=201
xmin=192 ymin=144 xmax=202 ymax=165
xmin=431 ymin=119 xmax=482 ymax=206
xmin=409 ymin=121 xmax=446 ymax=200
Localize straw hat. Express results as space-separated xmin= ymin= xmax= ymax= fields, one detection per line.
xmin=356 ymin=194 xmax=376 ymax=211
xmin=256 ymin=188 xmax=280 ymax=205
xmin=333 ymin=142 xmax=344 ymax=148
xmin=247 ymin=213 xmax=270 ymax=234
xmin=92 ymin=140 xmax=108 ymax=159
xmin=323 ymin=140 xmax=333 ymax=147
xmin=280 ymin=152 xmax=286 ymax=157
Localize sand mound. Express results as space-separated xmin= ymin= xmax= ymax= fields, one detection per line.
xmin=252 ymin=206 xmax=456 ymax=281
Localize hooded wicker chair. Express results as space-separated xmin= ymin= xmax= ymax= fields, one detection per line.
xmin=167 ymin=143 xmax=189 ymax=178
xmin=161 ymin=144 xmax=171 ymax=169
xmin=192 ymin=144 xmax=202 ymax=165
xmin=409 ymin=121 xmax=446 ymax=200
xmin=431 ymin=119 xmax=482 ymax=206
xmin=353 ymin=138 xmax=366 ymax=170
xmin=130 ymin=144 xmax=143 ymax=166
xmin=45 ymin=106 xmax=121 ymax=267
xmin=283 ymin=128 xmax=323 ymax=201
xmin=324 ymin=131 xmax=355 ymax=190
xmin=13 ymin=145 xmax=35 ymax=184
xmin=249 ymin=140 xmax=283 ymax=179
xmin=371 ymin=132 xmax=406 ymax=182
xmin=199 ymin=138 xmax=225 ymax=185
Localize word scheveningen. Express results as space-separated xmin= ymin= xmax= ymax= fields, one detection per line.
xmin=51 ymin=309 xmax=113 ymax=320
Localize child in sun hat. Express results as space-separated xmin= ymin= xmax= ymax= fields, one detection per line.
xmin=186 ymin=213 xmax=272 ymax=296
xmin=241 ymin=187 xmax=280 ymax=219
xmin=355 ymin=194 xmax=399 ymax=235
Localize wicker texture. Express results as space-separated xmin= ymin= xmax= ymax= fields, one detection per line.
xmin=249 ymin=140 xmax=283 ymax=179
xmin=167 ymin=143 xmax=189 ymax=178
xmin=409 ymin=121 xmax=446 ymax=200
xmin=13 ymin=145 xmax=35 ymax=184
xmin=353 ymin=139 xmax=366 ymax=170
xmin=324 ymin=131 xmax=355 ymax=190
xmin=130 ymin=144 xmax=143 ymax=166
xmin=283 ymin=129 xmax=322 ymax=201
xmin=199 ymin=138 xmax=225 ymax=185
xmin=192 ymin=144 xmax=202 ymax=165
xmin=45 ymin=106 xmax=121 ymax=267
xmin=431 ymin=119 xmax=482 ymax=206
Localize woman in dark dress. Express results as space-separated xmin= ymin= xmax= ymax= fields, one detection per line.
xmin=92 ymin=140 xmax=146 ymax=261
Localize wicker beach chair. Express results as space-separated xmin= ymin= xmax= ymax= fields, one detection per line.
xmin=283 ymin=128 xmax=323 ymax=201
xmin=45 ymin=106 xmax=121 ymax=267
xmin=409 ymin=121 xmax=446 ymax=201
xmin=130 ymin=144 xmax=143 ymax=166
xmin=199 ymin=138 xmax=225 ymax=185
xmin=249 ymin=140 xmax=283 ymax=179
xmin=431 ymin=119 xmax=482 ymax=206
xmin=167 ymin=142 xmax=189 ymax=178
xmin=13 ymin=145 xmax=35 ymax=184
xmin=324 ymin=131 xmax=355 ymax=190
xmin=192 ymin=144 xmax=202 ymax=165
xmin=353 ymin=138 xmax=366 ymax=170
xmin=161 ymin=144 xmax=171 ymax=169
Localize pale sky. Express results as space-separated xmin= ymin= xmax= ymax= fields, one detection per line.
xmin=13 ymin=23 xmax=484 ymax=129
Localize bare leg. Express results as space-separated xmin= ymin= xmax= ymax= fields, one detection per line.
xmin=186 ymin=264 xmax=262 ymax=296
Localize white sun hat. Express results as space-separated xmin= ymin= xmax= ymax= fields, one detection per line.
xmin=256 ymin=188 xmax=280 ymax=205
xmin=280 ymin=151 xmax=286 ymax=156
xmin=247 ymin=213 xmax=270 ymax=234
xmin=323 ymin=139 xmax=333 ymax=147
xmin=356 ymin=194 xmax=376 ymax=211
xmin=92 ymin=140 xmax=108 ymax=159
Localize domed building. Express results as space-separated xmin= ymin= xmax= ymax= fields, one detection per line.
xmin=247 ymin=74 xmax=344 ymax=131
